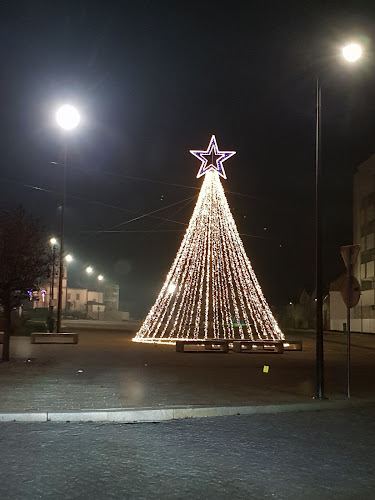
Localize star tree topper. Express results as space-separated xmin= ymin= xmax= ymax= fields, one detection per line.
xmin=190 ymin=135 xmax=236 ymax=179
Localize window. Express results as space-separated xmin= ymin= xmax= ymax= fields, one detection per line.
xmin=76 ymin=293 xmax=80 ymax=300
xmin=361 ymin=248 xmax=375 ymax=264
xmin=67 ymin=293 xmax=71 ymax=300
xmin=361 ymin=280 xmax=373 ymax=291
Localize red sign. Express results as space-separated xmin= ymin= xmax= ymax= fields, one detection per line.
xmin=340 ymin=276 xmax=361 ymax=308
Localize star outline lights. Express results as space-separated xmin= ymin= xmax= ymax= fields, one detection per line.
xmin=190 ymin=135 xmax=236 ymax=179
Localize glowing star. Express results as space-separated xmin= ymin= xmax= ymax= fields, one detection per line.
xmin=190 ymin=135 xmax=236 ymax=179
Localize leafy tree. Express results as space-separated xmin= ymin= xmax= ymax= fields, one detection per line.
xmin=0 ymin=207 xmax=50 ymax=361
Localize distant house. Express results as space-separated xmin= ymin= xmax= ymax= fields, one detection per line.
xmin=29 ymin=264 xmax=128 ymax=320
xmin=283 ymin=289 xmax=315 ymax=329
xmin=32 ymin=283 xmax=104 ymax=319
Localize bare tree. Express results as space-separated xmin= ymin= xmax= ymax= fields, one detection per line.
xmin=0 ymin=207 xmax=50 ymax=361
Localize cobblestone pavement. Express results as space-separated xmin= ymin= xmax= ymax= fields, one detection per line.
xmin=1 ymin=406 xmax=375 ymax=499
xmin=0 ymin=326 xmax=375 ymax=412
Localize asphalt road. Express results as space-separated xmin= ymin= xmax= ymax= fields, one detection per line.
xmin=2 ymin=328 xmax=375 ymax=412
xmin=1 ymin=406 xmax=375 ymax=499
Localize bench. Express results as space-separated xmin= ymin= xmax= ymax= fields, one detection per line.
xmin=176 ymin=339 xmax=229 ymax=353
xmin=283 ymin=340 xmax=303 ymax=351
xmin=232 ymin=340 xmax=284 ymax=353
xmin=30 ymin=333 xmax=79 ymax=344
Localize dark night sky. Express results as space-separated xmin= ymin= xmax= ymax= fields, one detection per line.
xmin=1 ymin=0 xmax=375 ymax=317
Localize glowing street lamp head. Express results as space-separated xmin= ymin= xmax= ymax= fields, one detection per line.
xmin=86 ymin=266 xmax=93 ymax=275
xmin=56 ymin=104 xmax=80 ymax=130
xmin=50 ymin=237 xmax=57 ymax=246
xmin=342 ymin=43 xmax=363 ymax=63
xmin=65 ymin=254 xmax=73 ymax=263
xmin=97 ymin=274 xmax=104 ymax=281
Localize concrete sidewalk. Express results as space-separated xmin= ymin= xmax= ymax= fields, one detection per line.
xmin=1 ymin=324 xmax=375 ymax=421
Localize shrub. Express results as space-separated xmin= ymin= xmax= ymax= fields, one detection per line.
xmin=13 ymin=320 xmax=47 ymax=336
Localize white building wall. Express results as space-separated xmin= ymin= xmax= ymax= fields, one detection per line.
xmin=32 ymin=284 xmax=103 ymax=314
xmin=329 ymin=290 xmax=375 ymax=333
xmin=329 ymin=291 xmax=350 ymax=331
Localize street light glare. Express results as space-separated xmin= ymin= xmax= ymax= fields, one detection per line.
xmin=98 ymin=275 xmax=104 ymax=281
xmin=65 ymin=254 xmax=73 ymax=262
xmin=50 ymin=237 xmax=57 ymax=246
xmin=86 ymin=266 xmax=93 ymax=274
xmin=56 ymin=104 xmax=80 ymax=130
xmin=342 ymin=43 xmax=362 ymax=63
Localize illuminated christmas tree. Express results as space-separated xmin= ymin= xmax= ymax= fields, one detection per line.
xmin=133 ymin=135 xmax=284 ymax=344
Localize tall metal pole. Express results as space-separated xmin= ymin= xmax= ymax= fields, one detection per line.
xmin=315 ymin=78 xmax=324 ymax=399
xmin=97 ymin=281 xmax=100 ymax=320
xmin=65 ymin=271 xmax=68 ymax=314
xmin=346 ymin=256 xmax=352 ymax=399
xmin=48 ymin=244 xmax=56 ymax=332
xmin=51 ymin=245 xmax=56 ymax=303
xmin=56 ymin=145 xmax=67 ymax=333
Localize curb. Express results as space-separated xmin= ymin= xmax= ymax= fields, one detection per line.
xmin=1 ymin=398 xmax=375 ymax=423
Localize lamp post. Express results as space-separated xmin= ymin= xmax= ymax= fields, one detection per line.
xmin=97 ymin=274 xmax=104 ymax=320
xmin=85 ymin=266 xmax=93 ymax=318
xmin=315 ymin=42 xmax=363 ymax=399
xmin=64 ymin=254 xmax=73 ymax=314
xmin=55 ymin=104 xmax=80 ymax=333
xmin=48 ymin=237 xmax=57 ymax=332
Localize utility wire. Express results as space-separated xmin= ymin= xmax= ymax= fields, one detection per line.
xmin=0 ymin=177 xmax=191 ymax=227
xmin=0 ymin=176 xmax=292 ymax=242
xmin=68 ymin=164 xmax=264 ymax=200
xmin=93 ymin=195 xmax=197 ymax=233
xmin=94 ymin=229 xmax=279 ymax=240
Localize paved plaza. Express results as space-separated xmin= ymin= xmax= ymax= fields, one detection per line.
xmin=1 ymin=406 xmax=375 ymax=499
xmin=1 ymin=322 xmax=375 ymax=413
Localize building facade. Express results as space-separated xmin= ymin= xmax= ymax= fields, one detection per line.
xmin=31 ymin=282 xmax=105 ymax=318
xmin=103 ymin=284 xmax=120 ymax=311
xmin=330 ymin=153 xmax=375 ymax=332
xmin=29 ymin=263 xmax=123 ymax=319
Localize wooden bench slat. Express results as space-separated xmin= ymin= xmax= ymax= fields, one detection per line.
xmin=176 ymin=340 xmax=229 ymax=353
xmin=30 ymin=333 xmax=79 ymax=344
xmin=283 ymin=340 xmax=303 ymax=351
xmin=232 ymin=340 xmax=284 ymax=354
xmin=175 ymin=338 xmax=301 ymax=354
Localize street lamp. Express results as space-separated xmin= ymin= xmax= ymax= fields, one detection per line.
xmin=315 ymin=42 xmax=363 ymax=399
xmin=56 ymin=105 xmax=81 ymax=130
xmin=48 ymin=237 xmax=58 ymax=332
xmin=342 ymin=43 xmax=362 ymax=63
xmin=85 ymin=266 xmax=93 ymax=317
xmin=97 ymin=275 xmax=104 ymax=319
xmin=55 ymin=104 xmax=80 ymax=333
xmin=64 ymin=254 xmax=73 ymax=314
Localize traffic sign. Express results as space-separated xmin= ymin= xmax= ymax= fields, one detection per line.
xmin=340 ymin=276 xmax=361 ymax=308
xmin=340 ymin=245 xmax=360 ymax=271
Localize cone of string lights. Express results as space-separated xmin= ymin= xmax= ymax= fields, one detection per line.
xmin=133 ymin=135 xmax=284 ymax=344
